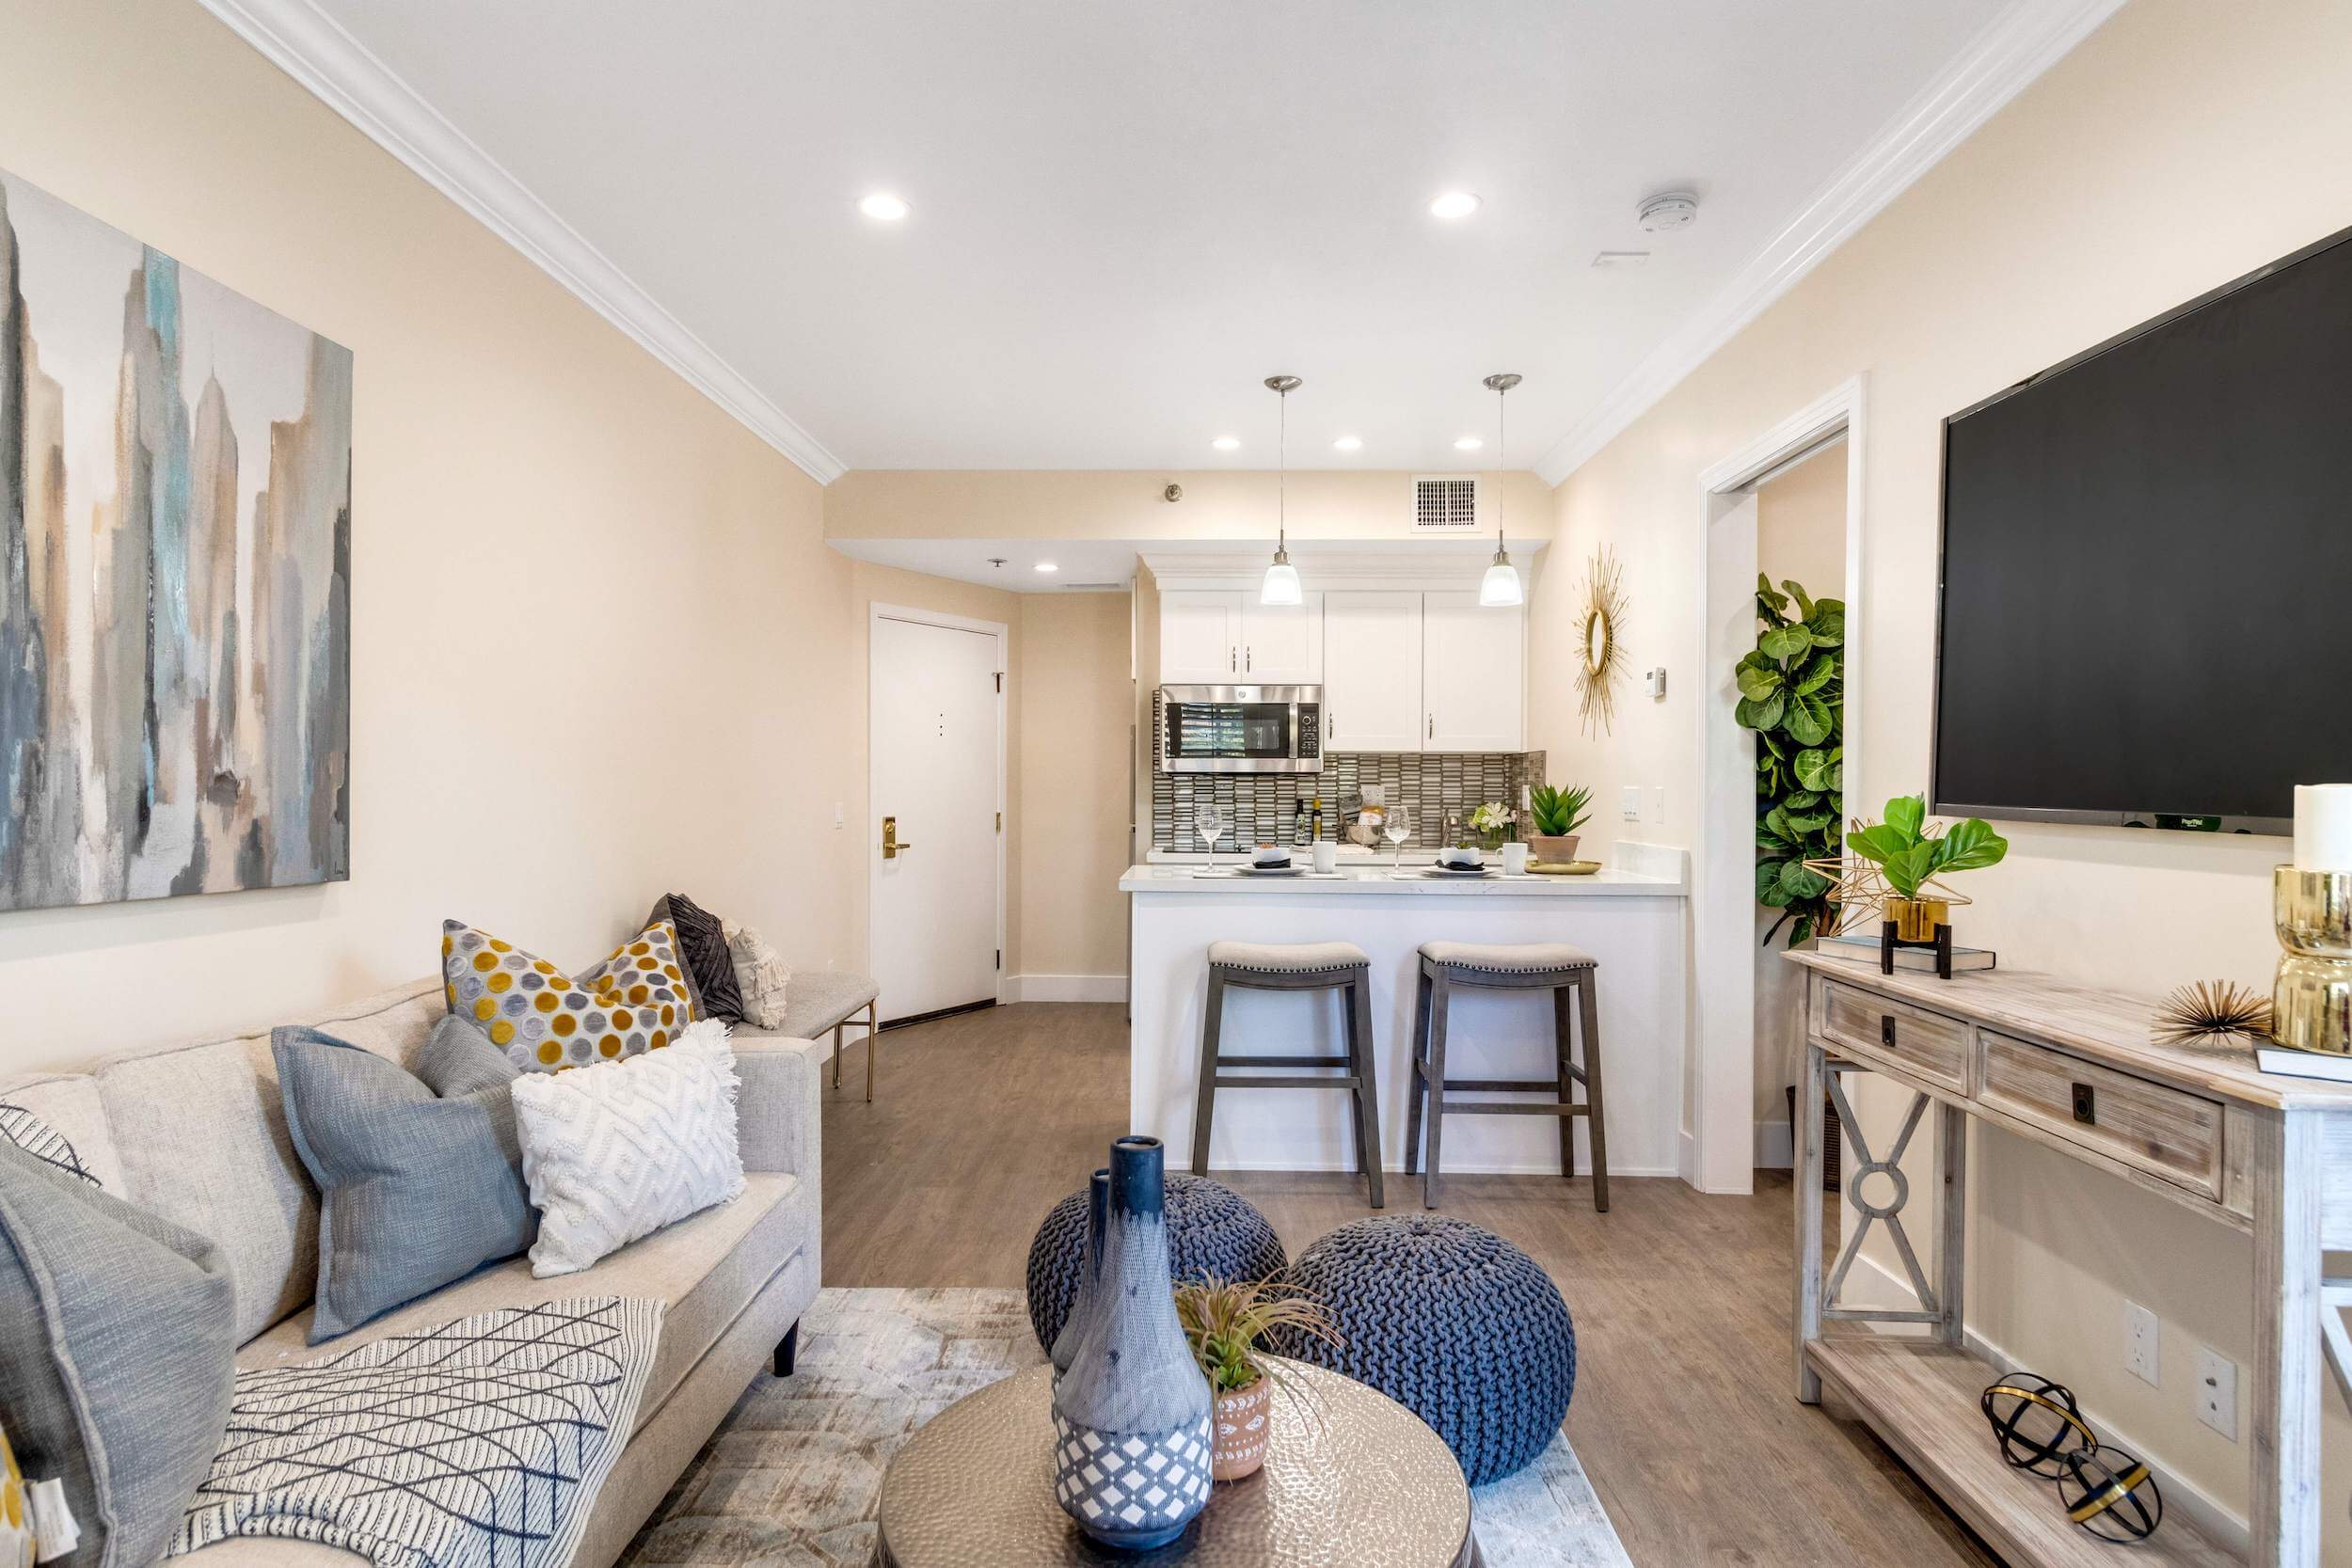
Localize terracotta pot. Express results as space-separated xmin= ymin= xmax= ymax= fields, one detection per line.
xmin=1528 ymin=833 xmax=1581 ymax=864
xmin=1211 ymin=1377 xmax=1273 ymax=1481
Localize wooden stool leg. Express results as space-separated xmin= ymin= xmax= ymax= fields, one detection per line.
xmin=864 ymin=1000 xmax=878 ymax=1103
xmin=1422 ymin=970 xmax=1453 ymax=1210
xmin=1193 ymin=969 xmax=1226 ymax=1177
xmin=1552 ymin=984 xmax=1578 ymax=1181
xmin=1341 ymin=975 xmax=1370 ymax=1183
xmin=1404 ymin=966 xmax=1432 ymax=1178
xmin=1578 ymin=973 xmax=1609 ymax=1213
xmin=1350 ymin=974 xmax=1385 ymax=1210
xmin=832 ymin=1022 xmax=843 ymax=1089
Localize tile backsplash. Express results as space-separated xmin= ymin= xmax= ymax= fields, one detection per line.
xmin=1152 ymin=749 xmax=1547 ymax=852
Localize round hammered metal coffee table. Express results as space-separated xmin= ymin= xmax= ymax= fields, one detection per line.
xmin=873 ymin=1361 xmax=1480 ymax=1568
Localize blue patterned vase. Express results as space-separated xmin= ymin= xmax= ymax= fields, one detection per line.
xmin=1049 ymin=1168 xmax=1109 ymax=1386
xmin=1050 ymin=1136 xmax=1213 ymax=1550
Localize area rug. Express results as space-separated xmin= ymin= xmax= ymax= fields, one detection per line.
xmin=619 ymin=1287 xmax=1631 ymax=1568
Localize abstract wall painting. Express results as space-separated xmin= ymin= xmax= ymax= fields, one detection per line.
xmin=1 ymin=167 xmax=350 ymax=912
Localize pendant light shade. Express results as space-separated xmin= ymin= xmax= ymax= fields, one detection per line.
xmin=1262 ymin=374 xmax=1303 ymax=606
xmin=1479 ymin=372 xmax=1523 ymax=608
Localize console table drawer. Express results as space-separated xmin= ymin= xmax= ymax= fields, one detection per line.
xmin=1816 ymin=980 xmax=1970 ymax=1092
xmin=1979 ymin=1030 xmax=2225 ymax=1198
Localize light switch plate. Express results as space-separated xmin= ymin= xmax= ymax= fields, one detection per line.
xmin=2124 ymin=1301 xmax=2159 ymax=1386
xmin=2195 ymin=1346 xmax=2237 ymax=1440
xmin=1619 ymin=785 xmax=1643 ymax=821
xmin=1648 ymin=785 xmax=1666 ymax=822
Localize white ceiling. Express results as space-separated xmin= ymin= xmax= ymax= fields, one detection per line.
xmin=829 ymin=535 xmax=1549 ymax=594
xmin=280 ymin=0 xmax=2025 ymax=473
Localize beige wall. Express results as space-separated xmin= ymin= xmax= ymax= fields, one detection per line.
xmin=827 ymin=468 xmax=1554 ymax=543
xmin=1753 ymin=445 xmax=1849 ymax=1132
xmin=1538 ymin=0 xmax=2351 ymax=1543
xmin=1016 ymin=594 xmax=1135 ymax=984
xmin=0 ymin=0 xmax=862 ymax=1072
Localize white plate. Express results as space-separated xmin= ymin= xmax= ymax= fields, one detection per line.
xmin=1243 ymin=864 xmax=1304 ymax=877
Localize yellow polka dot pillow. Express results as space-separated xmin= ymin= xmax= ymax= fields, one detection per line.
xmin=441 ymin=919 xmax=700 ymax=1072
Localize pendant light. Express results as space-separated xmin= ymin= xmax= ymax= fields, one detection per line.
xmin=1478 ymin=372 xmax=1525 ymax=608
xmin=1260 ymin=374 xmax=1304 ymax=606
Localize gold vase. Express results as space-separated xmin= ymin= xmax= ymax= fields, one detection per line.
xmin=2271 ymin=867 xmax=2352 ymax=1056
xmin=1887 ymin=896 xmax=1949 ymax=943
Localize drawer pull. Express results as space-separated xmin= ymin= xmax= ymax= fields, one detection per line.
xmin=1881 ymin=1015 xmax=1897 ymax=1049
xmin=2071 ymin=1083 xmax=2096 ymax=1125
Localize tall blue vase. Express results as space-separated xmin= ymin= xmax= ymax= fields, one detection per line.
xmin=1049 ymin=1167 xmax=1109 ymax=1385
xmin=1051 ymin=1136 xmax=1213 ymax=1550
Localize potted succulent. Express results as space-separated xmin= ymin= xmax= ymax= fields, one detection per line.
xmin=1847 ymin=793 xmax=2010 ymax=941
xmin=1172 ymin=1274 xmax=1341 ymax=1481
xmin=1526 ymin=784 xmax=1593 ymax=865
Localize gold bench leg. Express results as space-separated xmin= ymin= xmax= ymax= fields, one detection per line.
xmin=866 ymin=999 xmax=879 ymax=1102
xmin=832 ymin=1022 xmax=843 ymax=1089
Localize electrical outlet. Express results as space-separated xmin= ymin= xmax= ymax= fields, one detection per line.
xmin=1619 ymin=785 xmax=1643 ymax=821
xmin=2195 ymin=1346 xmax=2237 ymax=1440
xmin=2124 ymin=1301 xmax=2160 ymax=1386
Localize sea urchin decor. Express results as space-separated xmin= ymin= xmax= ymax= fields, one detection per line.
xmin=1575 ymin=546 xmax=1629 ymax=736
xmin=2153 ymin=980 xmax=2273 ymax=1047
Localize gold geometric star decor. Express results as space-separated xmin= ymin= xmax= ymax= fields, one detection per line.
xmin=1576 ymin=546 xmax=1629 ymax=736
xmin=1798 ymin=849 xmax=1972 ymax=938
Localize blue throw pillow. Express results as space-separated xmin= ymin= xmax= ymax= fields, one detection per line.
xmin=275 ymin=1019 xmax=535 ymax=1342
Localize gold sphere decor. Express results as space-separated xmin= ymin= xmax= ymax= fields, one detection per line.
xmin=1576 ymin=546 xmax=1629 ymax=736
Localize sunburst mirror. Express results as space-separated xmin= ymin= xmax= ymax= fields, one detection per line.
xmin=1576 ymin=546 xmax=1629 ymax=736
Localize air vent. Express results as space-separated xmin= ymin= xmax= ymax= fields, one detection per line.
xmin=1413 ymin=475 xmax=1479 ymax=530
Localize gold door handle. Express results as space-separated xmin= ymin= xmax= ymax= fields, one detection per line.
xmin=882 ymin=816 xmax=914 ymax=858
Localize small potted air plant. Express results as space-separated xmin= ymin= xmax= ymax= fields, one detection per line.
xmin=1527 ymin=783 xmax=1593 ymax=865
xmin=1172 ymin=1274 xmax=1341 ymax=1481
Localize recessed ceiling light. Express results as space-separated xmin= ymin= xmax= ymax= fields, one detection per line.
xmin=1454 ymin=436 xmax=1484 ymax=451
xmin=1212 ymin=436 xmax=1241 ymax=451
xmin=1332 ymin=436 xmax=1363 ymax=452
xmin=1034 ymin=562 xmax=1058 ymax=574
xmin=1428 ymin=190 xmax=1481 ymax=221
xmin=858 ymin=192 xmax=911 ymax=221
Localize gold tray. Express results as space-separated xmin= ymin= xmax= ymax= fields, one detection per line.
xmin=1530 ymin=860 xmax=1602 ymax=876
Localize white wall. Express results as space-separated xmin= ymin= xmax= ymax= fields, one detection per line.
xmin=1536 ymin=0 xmax=2352 ymax=1547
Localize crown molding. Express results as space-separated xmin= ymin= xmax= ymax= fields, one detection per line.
xmin=195 ymin=0 xmax=849 ymax=484
xmin=1533 ymin=0 xmax=2126 ymax=486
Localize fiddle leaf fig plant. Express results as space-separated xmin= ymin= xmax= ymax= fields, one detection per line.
xmin=1847 ymin=794 xmax=2010 ymax=899
xmin=1740 ymin=577 xmax=1844 ymax=946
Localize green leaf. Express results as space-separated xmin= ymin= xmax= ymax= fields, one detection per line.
xmin=1786 ymin=692 xmax=1833 ymax=747
xmin=1777 ymin=859 xmax=1830 ymax=901
xmin=1848 ymin=823 xmax=1910 ymax=864
xmin=1931 ymin=816 xmax=2010 ymax=874
xmin=1791 ymin=652 xmax=1836 ymax=696
xmin=1804 ymin=602 xmax=1845 ymax=648
xmin=1756 ymin=858 xmax=1789 ymax=901
xmin=1788 ymin=914 xmax=1816 ymax=948
xmin=1736 ymin=662 xmax=1784 ymax=702
xmin=1755 ymin=574 xmax=1790 ymax=618
xmin=1764 ymin=804 xmax=1794 ymax=842
xmin=1883 ymin=841 xmax=1939 ymax=900
xmin=1783 ymin=579 xmax=1817 ymax=620
xmin=1785 ymin=805 xmax=1836 ymax=833
xmin=1734 ymin=691 xmax=1785 ymax=732
xmin=1758 ymin=624 xmax=1813 ymax=663
xmin=1793 ymin=746 xmax=1841 ymax=794
xmin=1886 ymin=794 xmax=1927 ymax=845
xmin=1782 ymin=789 xmax=1821 ymax=811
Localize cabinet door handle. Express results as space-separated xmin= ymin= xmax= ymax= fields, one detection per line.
xmin=1229 ymin=645 xmax=1236 ymax=673
xmin=1881 ymin=1015 xmax=1897 ymax=1049
xmin=1426 ymin=713 xmax=1434 ymax=740
xmin=2071 ymin=1083 xmax=2096 ymax=1124
xmin=1246 ymin=645 xmax=1252 ymax=673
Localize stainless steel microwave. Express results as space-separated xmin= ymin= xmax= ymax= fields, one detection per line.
xmin=1159 ymin=685 xmax=1323 ymax=774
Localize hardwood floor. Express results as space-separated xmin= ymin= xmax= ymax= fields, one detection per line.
xmin=820 ymin=1001 xmax=1994 ymax=1568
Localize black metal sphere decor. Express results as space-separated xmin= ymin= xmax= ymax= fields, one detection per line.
xmin=2057 ymin=1444 xmax=2163 ymax=1542
xmin=1979 ymin=1373 xmax=2095 ymax=1477
xmin=1023 ymin=1173 xmax=1287 ymax=1354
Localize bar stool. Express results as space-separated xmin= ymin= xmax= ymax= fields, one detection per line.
xmin=1194 ymin=941 xmax=1384 ymax=1208
xmin=1405 ymin=941 xmax=1608 ymax=1212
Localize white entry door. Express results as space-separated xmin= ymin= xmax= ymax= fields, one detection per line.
xmin=870 ymin=610 xmax=1004 ymax=1023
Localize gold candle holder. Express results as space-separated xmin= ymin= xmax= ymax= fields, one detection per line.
xmin=2270 ymin=867 xmax=2352 ymax=1056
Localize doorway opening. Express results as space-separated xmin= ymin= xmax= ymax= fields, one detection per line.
xmin=1688 ymin=377 xmax=1865 ymax=1194
xmin=867 ymin=604 xmax=1009 ymax=1027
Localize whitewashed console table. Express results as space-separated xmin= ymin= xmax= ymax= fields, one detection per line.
xmin=1789 ymin=950 xmax=2352 ymax=1567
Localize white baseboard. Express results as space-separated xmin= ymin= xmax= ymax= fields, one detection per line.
xmin=1755 ymin=1117 xmax=1793 ymax=1169
xmin=1006 ymin=974 xmax=1128 ymax=1004
xmin=1842 ymin=1254 xmax=2249 ymax=1557
xmin=1202 ymin=1157 xmax=1683 ymax=1178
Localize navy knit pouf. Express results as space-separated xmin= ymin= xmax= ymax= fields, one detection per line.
xmin=1273 ymin=1215 xmax=1575 ymax=1484
xmin=1025 ymin=1173 xmax=1287 ymax=1354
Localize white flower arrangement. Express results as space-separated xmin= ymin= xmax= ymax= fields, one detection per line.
xmin=1468 ymin=801 xmax=1515 ymax=835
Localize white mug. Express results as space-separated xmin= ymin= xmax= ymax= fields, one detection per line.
xmin=1312 ymin=841 xmax=1339 ymax=874
xmin=1501 ymin=842 xmax=1531 ymax=876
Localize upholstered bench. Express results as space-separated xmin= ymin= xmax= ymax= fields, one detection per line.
xmin=748 ymin=971 xmax=881 ymax=1101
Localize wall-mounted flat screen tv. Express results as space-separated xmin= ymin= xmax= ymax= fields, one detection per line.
xmin=1934 ymin=226 xmax=2352 ymax=835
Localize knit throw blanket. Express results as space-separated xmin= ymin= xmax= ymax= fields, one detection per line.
xmin=172 ymin=1297 xmax=664 ymax=1568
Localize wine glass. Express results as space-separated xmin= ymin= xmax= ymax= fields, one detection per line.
xmin=1383 ymin=803 xmax=1413 ymax=873
xmin=1194 ymin=801 xmax=1228 ymax=874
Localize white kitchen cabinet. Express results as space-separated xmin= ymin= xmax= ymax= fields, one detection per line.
xmin=1158 ymin=591 xmax=1323 ymax=685
xmin=1321 ymin=592 xmax=1424 ymax=752
xmin=1159 ymin=592 xmax=1245 ymax=683
xmin=1422 ymin=591 xmax=1524 ymax=751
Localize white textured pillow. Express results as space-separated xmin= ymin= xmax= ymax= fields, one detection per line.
xmin=723 ymin=919 xmax=790 ymax=1030
xmin=510 ymin=1021 xmax=746 ymax=1277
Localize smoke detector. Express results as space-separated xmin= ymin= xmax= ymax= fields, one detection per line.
xmin=1638 ymin=190 xmax=1699 ymax=232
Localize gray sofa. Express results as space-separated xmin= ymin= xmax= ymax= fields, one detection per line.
xmin=0 ymin=976 xmax=823 ymax=1568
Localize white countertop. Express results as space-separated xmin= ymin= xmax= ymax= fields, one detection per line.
xmin=1118 ymin=860 xmax=1686 ymax=897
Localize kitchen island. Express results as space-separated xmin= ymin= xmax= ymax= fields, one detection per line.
xmin=1121 ymin=843 xmax=1689 ymax=1181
